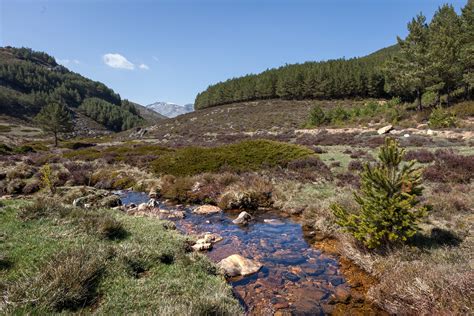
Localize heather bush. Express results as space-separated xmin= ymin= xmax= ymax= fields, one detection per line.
xmin=404 ymin=149 xmax=435 ymax=163
xmin=423 ymin=150 xmax=474 ymax=183
xmin=332 ymin=138 xmax=429 ymax=248
xmin=287 ymin=156 xmax=332 ymax=180
xmin=6 ymin=179 xmax=26 ymax=194
xmin=347 ymin=160 xmax=364 ymax=171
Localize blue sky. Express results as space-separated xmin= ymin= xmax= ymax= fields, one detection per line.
xmin=0 ymin=0 xmax=466 ymax=105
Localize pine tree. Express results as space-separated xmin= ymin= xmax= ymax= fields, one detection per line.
xmin=428 ymin=4 xmax=463 ymax=105
xmin=34 ymin=102 xmax=73 ymax=147
xmin=331 ymin=138 xmax=428 ymax=249
xmin=460 ymin=0 xmax=474 ymax=97
xmin=385 ymin=14 xmax=432 ymax=110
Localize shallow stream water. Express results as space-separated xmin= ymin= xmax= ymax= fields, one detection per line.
xmin=119 ymin=191 xmax=354 ymax=315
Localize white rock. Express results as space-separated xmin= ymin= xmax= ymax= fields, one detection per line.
xmin=217 ymin=254 xmax=262 ymax=277
xmin=377 ymin=125 xmax=393 ymax=135
xmin=427 ymin=129 xmax=435 ymax=136
xmin=404 ymin=134 xmax=410 ymax=138
xmin=263 ymin=219 xmax=284 ymax=225
xmin=232 ymin=211 xmax=252 ymax=225
xmin=192 ymin=242 xmax=212 ymax=251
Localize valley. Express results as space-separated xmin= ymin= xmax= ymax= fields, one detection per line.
xmin=1 ymin=1 xmax=473 ymax=315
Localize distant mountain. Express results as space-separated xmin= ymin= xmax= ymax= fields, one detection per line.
xmin=145 ymin=102 xmax=194 ymax=118
xmin=132 ymin=102 xmax=167 ymax=123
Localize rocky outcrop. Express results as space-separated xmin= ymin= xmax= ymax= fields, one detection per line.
xmin=193 ymin=205 xmax=222 ymax=215
xmin=233 ymin=211 xmax=252 ymax=225
xmin=217 ymin=254 xmax=262 ymax=277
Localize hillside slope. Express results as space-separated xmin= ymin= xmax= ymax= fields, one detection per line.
xmin=0 ymin=47 xmax=147 ymax=134
xmin=194 ymin=45 xmax=399 ymax=109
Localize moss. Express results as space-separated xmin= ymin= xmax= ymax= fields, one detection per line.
xmin=151 ymin=139 xmax=315 ymax=176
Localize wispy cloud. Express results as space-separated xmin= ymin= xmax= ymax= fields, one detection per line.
xmin=103 ymin=53 xmax=134 ymax=70
xmin=152 ymin=56 xmax=159 ymax=62
xmin=139 ymin=63 xmax=149 ymax=70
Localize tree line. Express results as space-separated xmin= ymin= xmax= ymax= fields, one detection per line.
xmin=195 ymin=1 xmax=473 ymax=110
xmin=0 ymin=47 xmax=143 ymax=131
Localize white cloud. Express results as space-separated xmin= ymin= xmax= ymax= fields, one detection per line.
xmin=152 ymin=56 xmax=159 ymax=62
xmin=72 ymin=59 xmax=80 ymax=64
xmin=103 ymin=53 xmax=134 ymax=70
xmin=139 ymin=63 xmax=149 ymax=70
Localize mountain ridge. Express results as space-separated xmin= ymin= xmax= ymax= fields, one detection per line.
xmin=145 ymin=101 xmax=194 ymax=118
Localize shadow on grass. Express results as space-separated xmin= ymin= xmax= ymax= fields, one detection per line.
xmin=410 ymin=227 xmax=463 ymax=249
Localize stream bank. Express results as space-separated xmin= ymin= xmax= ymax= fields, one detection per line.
xmin=118 ymin=191 xmax=384 ymax=315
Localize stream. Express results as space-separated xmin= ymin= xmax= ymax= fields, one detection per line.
xmin=118 ymin=191 xmax=360 ymax=315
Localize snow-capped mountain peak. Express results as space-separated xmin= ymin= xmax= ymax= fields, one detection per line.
xmin=145 ymin=101 xmax=194 ymax=118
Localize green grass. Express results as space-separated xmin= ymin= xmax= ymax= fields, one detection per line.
xmin=0 ymin=200 xmax=241 ymax=315
xmin=151 ymin=139 xmax=316 ymax=176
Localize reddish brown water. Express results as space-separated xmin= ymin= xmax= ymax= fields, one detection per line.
xmin=119 ymin=191 xmax=356 ymax=315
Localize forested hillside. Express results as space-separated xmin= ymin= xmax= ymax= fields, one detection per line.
xmin=195 ymin=2 xmax=473 ymax=110
xmin=0 ymin=47 xmax=146 ymax=131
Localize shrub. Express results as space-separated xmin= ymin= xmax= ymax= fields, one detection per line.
xmin=287 ymin=156 xmax=332 ymax=180
xmin=80 ymin=213 xmax=127 ymax=240
xmin=308 ymin=105 xmax=328 ymax=126
xmin=404 ymin=149 xmax=435 ymax=163
xmin=6 ymin=179 xmax=26 ymax=194
xmin=22 ymin=180 xmax=41 ymax=194
xmin=40 ymin=163 xmax=56 ymax=194
xmin=423 ymin=150 xmax=474 ymax=183
xmin=218 ymin=176 xmax=273 ymax=210
xmin=428 ymin=107 xmax=457 ymax=128
xmin=160 ymin=175 xmax=194 ymax=202
xmin=18 ymin=198 xmax=66 ymax=220
xmin=331 ymin=138 xmax=429 ymax=249
xmin=348 ymin=160 xmax=364 ymax=171
xmin=6 ymin=247 xmax=105 ymax=312
xmin=151 ymin=140 xmax=314 ymax=176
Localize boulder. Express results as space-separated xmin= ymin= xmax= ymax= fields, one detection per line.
xmin=377 ymin=125 xmax=393 ymax=135
xmin=193 ymin=204 xmax=222 ymax=215
xmin=147 ymin=198 xmax=159 ymax=208
xmin=217 ymin=254 xmax=262 ymax=277
xmin=233 ymin=211 xmax=252 ymax=225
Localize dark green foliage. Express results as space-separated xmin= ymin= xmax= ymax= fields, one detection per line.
xmin=195 ymin=46 xmax=397 ymax=109
xmin=34 ymin=102 xmax=73 ymax=146
xmin=196 ymin=3 xmax=473 ymax=110
xmin=308 ymin=105 xmax=328 ymax=126
xmin=385 ymin=14 xmax=432 ymax=110
xmin=151 ymin=139 xmax=315 ymax=176
xmin=428 ymin=106 xmax=457 ymax=128
xmin=79 ymin=98 xmax=143 ymax=131
xmin=0 ymin=47 xmax=144 ymax=131
xmin=331 ymin=138 xmax=428 ymax=249
xmin=307 ymin=99 xmax=403 ymax=127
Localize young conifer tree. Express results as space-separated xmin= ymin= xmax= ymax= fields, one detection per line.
xmin=331 ymin=138 xmax=429 ymax=249
xmin=34 ymin=102 xmax=73 ymax=147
